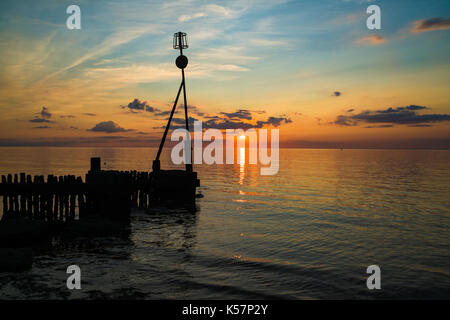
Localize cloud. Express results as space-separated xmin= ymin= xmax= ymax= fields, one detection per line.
xmin=220 ymin=109 xmax=253 ymax=120
xmin=60 ymin=115 xmax=76 ymax=118
xmin=334 ymin=115 xmax=357 ymax=126
xmin=83 ymin=113 xmax=97 ymax=116
xmin=29 ymin=118 xmax=51 ymax=123
xmin=30 ymin=107 xmax=53 ymax=124
xmin=40 ymin=106 xmax=52 ymax=119
xmin=41 ymin=24 xmax=163 ymax=81
xmin=203 ymin=4 xmax=234 ymax=17
xmin=123 ymin=98 xmax=159 ymax=113
xmin=88 ymin=121 xmax=133 ymax=133
xmin=333 ymin=105 xmax=450 ymax=126
xmin=202 ymin=116 xmax=291 ymax=130
xmin=155 ymin=110 xmax=174 ymax=117
xmin=256 ymin=116 xmax=292 ymax=128
xmin=364 ymin=124 xmax=393 ymax=128
xmin=332 ymin=91 xmax=342 ymax=97
xmin=155 ymin=109 xmax=292 ymax=131
xmin=412 ymin=17 xmax=450 ymax=33
xmin=356 ymin=34 xmax=386 ymax=45
xmin=33 ymin=125 xmax=51 ymax=129
xmin=249 ymin=39 xmax=286 ymax=46
xmin=178 ymin=12 xmax=208 ymax=22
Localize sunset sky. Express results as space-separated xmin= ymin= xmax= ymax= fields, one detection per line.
xmin=0 ymin=0 xmax=449 ymax=148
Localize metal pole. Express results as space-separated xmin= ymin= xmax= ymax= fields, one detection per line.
xmin=178 ymin=32 xmax=193 ymax=172
xmin=155 ymin=81 xmax=183 ymax=162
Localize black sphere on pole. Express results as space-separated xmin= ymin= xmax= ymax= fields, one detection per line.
xmin=176 ymin=55 xmax=188 ymax=69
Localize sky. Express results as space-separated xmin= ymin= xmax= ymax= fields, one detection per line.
xmin=0 ymin=0 xmax=449 ymax=148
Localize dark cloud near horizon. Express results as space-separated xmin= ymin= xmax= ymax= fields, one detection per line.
xmin=88 ymin=121 xmax=133 ymax=133
xmin=220 ymin=109 xmax=253 ymax=120
xmin=257 ymin=116 xmax=292 ymax=127
xmin=155 ymin=110 xmax=172 ymax=117
xmin=40 ymin=107 xmax=52 ymax=119
xmin=29 ymin=118 xmax=51 ymax=123
xmin=333 ymin=105 xmax=450 ymax=127
xmin=412 ymin=17 xmax=450 ymax=32
xmin=33 ymin=125 xmax=52 ymax=129
xmin=332 ymin=91 xmax=342 ymax=97
xmin=364 ymin=124 xmax=393 ymax=129
xmin=30 ymin=107 xmax=53 ymax=125
xmin=124 ymin=98 xmax=159 ymax=113
xmin=83 ymin=113 xmax=96 ymax=116
xmin=155 ymin=114 xmax=292 ymax=130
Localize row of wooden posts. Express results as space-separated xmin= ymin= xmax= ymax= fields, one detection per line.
xmin=0 ymin=157 xmax=200 ymax=222
xmin=0 ymin=170 xmax=157 ymax=222
xmin=0 ymin=173 xmax=82 ymax=221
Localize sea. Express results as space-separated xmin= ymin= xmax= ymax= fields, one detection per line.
xmin=0 ymin=147 xmax=449 ymax=299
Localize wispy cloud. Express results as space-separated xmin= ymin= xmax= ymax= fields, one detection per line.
xmin=41 ymin=25 xmax=164 ymax=81
xmin=178 ymin=12 xmax=208 ymax=22
xmin=412 ymin=17 xmax=450 ymax=33
xmin=356 ymin=34 xmax=386 ymax=45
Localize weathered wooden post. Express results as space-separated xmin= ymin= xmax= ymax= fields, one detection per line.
xmin=7 ymin=174 xmax=13 ymax=214
xmin=19 ymin=173 xmax=26 ymax=215
xmin=1 ymin=175 xmax=7 ymax=216
xmin=38 ymin=176 xmax=45 ymax=220
xmin=57 ymin=176 xmax=64 ymax=220
xmin=76 ymin=176 xmax=85 ymax=218
xmin=63 ymin=176 xmax=69 ymax=221
xmin=13 ymin=174 xmax=18 ymax=213
xmin=46 ymin=175 xmax=54 ymax=221
xmin=69 ymin=175 xmax=76 ymax=221
xmin=91 ymin=157 xmax=101 ymax=172
xmin=26 ymin=175 xmax=32 ymax=218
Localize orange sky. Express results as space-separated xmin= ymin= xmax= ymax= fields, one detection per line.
xmin=0 ymin=1 xmax=449 ymax=149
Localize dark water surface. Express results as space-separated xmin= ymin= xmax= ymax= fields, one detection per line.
xmin=0 ymin=147 xmax=449 ymax=299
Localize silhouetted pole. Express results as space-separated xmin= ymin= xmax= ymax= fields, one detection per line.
xmin=178 ymin=32 xmax=193 ymax=172
xmin=153 ymin=31 xmax=193 ymax=172
xmin=153 ymin=82 xmax=184 ymax=171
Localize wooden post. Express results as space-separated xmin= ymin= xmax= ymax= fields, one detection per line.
xmin=69 ymin=176 xmax=76 ymax=221
xmin=26 ymin=175 xmax=32 ymax=218
xmin=91 ymin=157 xmax=101 ymax=172
xmin=1 ymin=175 xmax=7 ymax=216
xmin=58 ymin=176 xmax=64 ymax=220
xmin=64 ymin=176 xmax=69 ymax=221
xmin=7 ymin=174 xmax=13 ymax=214
xmin=46 ymin=175 xmax=54 ymax=221
xmin=13 ymin=174 xmax=19 ymax=213
xmin=39 ymin=176 xmax=45 ymax=220
xmin=19 ymin=173 xmax=26 ymax=215
xmin=76 ymin=176 xmax=85 ymax=219
xmin=32 ymin=175 xmax=39 ymax=219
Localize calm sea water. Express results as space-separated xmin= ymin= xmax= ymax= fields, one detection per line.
xmin=0 ymin=147 xmax=449 ymax=299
